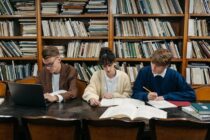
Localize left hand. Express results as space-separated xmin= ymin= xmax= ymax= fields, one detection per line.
xmin=103 ymin=93 xmax=113 ymax=99
xmin=44 ymin=93 xmax=58 ymax=102
xmin=154 ymin=96 xmax=164 ymax=101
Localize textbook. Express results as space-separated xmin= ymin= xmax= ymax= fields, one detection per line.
xmin=100 ymin=98 xmax=145 ymax=107
xmin=99 ymin=104 xmax=167 ymax=120
xmin=147 ymin=100 xmax=177 ymax=109
xmin=191 ymin=103 xmax=210 ymax=115
xmin=182 ymin=106 xmax=210 ymax=121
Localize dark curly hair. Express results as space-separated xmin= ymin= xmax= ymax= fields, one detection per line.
xmin=99 ymin=47 xmax=116 ymax=65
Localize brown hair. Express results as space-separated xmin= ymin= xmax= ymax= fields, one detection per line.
xmin=42 ymin=46 xmax=59 ymax=59
xmin=151 ymin=49 xmax=173 ymax=66
xmin=99 ymin=47 xmax=115 ymax=65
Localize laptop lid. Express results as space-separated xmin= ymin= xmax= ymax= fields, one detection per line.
xmin=8 ymin=82 xmax=46 ymax=107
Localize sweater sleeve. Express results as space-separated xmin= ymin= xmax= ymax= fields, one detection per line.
xmin=163 ymin=73 xmax=196 ymax=102
xmin=82 ymin=72 xmax=100 ymax=102
xmin=132 ymin=69 xmax=149 ymax=101
xmin=113 ymin=72 xmax=132 ymax=98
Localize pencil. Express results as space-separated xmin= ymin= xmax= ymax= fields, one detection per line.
xmin=143 ymin=86 xmax=152 ymax=93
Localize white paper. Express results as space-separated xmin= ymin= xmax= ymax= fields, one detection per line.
xmin=51 ymin=90 xmax=67 ymax=96
xmin=147 ymin=100 xmax=177 ymax=109
xmin=100 ymin=98 xmax=145 ymax=107
xmin=0 ymin=98 xmax=4 ymax=105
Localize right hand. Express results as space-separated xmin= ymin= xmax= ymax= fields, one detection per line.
xmin=147 ymin=92 xmax=158 ymax=100
xmin=89 ymin=98 xmax=100 ymax=106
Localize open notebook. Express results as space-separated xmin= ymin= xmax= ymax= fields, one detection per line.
xmin=100 ymin=104 xmax=167 ymax=120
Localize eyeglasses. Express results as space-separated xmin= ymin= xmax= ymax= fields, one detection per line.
xmin=43 ymin=58 xmax=57 ymax=68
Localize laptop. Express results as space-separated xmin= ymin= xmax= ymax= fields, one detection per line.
xmin=8 ymin=82 xmax=48 ymax=108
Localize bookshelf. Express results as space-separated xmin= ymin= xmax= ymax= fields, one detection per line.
xmin=0 ymin=0 xmax=209 ymax=86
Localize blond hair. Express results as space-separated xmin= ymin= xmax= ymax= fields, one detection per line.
xmin=151 ymin=49 xmax=173 ymax=66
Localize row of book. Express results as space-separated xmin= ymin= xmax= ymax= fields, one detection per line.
xmin=42 ymin=0 xmax=107 ymax=15
xmin=0 ymin=62 xmax=37 ymax=81
xmin=42 ymin=19 xmax=108 ymax=37
xmin=19 ymin=19 xmax=36 ymax=36
xmin=186 ymin=63 xmax=210 ymax=85
xmin=75 ymin=62 xmax=177 ymax=83
xmin=0 ymin=21 xmax=14 ymax=36
xmin=188 ymin=19 xmax=208 ymax=36
xmin=189 ymin=0 xmax=210 ymax=14
xmin=115 ymin=18 xmax=176 ymax=36
xmin=182 ymin=103 xmax=210 ymax=121
xmin=112 ymin=0 xmax=183 ymax=14
xmin=66 ymin=41 xmax=108 ymax=58
xmin=187 ymin=40 xmax=210 ymax=58
xmin=0 ymin=41 xmax=37 ymax=57
xmin=114 ymin=40 xmax=180 ymax=58
xmin=0 ymin=1 xmax=35 ymax=15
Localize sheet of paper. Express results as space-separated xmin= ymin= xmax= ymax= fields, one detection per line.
xmin=0 ymin=98 xmax=4 ymax=105
xmin=51 ymin=90 xmax=67 ymax=96
xmin=100 ymin=98 xmax=145 ymax=107
xmin=147 ymin=100 xmax=177 ymax=109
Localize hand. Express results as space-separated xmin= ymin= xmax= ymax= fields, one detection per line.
xmin=44 ymin=93 xmax=58 ymax=102
xmin=103 ymin=93 xmax=113 ymax=99
xmin=147 ymin=92 xmax=158 ymax=100
xmin=89 ymin=98 xmax=100 ymax=106
xmin=154 ymin=96 xmax=164 ymax=101
xmin=69 ymin=92 xmax=76 ymax=98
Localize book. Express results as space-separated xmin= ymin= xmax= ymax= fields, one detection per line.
xmin=147 ymin=100 xmax=177 ymax=109
xmin=182 ymin=106 xmax=210 ymax=121
xmin=99 ymin=104 xmax=167 ymax=120
xmin=100 ymin=98 xmax=145 ymax=107
xmin=168 ymin=101 xmax=191 ymax=107
xmin=191 ymin=103 xmax=210 ymax=115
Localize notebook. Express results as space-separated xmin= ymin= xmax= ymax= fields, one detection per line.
xmin=8 ymin=82 xmax=49 ymax=108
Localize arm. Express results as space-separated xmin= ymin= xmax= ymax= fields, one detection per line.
xmin=60 ymin=67 xmax=78 ymax=101
xmin=113 ymin=72 xmax=132 ymax=98
xmin=132 ymin=69 xmax=149 ymax=101
xmin=163 ymin=74 xmax=196 ymax=102
xmin=82 ymin=72 xmax=100 ymax=102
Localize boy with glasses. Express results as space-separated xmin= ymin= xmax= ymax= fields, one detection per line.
xmin=37 ymin=46 xmax=78 ymax=102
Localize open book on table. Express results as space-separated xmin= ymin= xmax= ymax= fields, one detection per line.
xmin=100 ymin=98 xmax=145 ymax=108
xmin=99 ymin=104 xmax=167 ymax=120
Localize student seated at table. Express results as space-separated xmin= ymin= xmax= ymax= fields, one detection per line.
xmin=37 ymin=46 xmax=78 ymax=102
xmin=132 ymin=49 xmax=195 ymax=102
xmin=82 ymin=48 xmax=131 ymax=106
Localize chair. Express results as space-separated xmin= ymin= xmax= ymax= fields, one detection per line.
xmin=15 ymin=76 xmax=37 ymax=84
xmin=195 ymin=86 xmax=210 ymax=102
xmin=83 ymin=119 xmax=145 ymax=140
xmin=22 ymin=116 xmax=81 ymax=140
xmin=0 ymin=82 xmax=6 ymax=97
xmin=76 ymin=79 xmax=88 ymax=98
xmin=149 ymin=118 xmax=210 ymax=140
xmin=0 ymin=116 xmax=18 ymax=140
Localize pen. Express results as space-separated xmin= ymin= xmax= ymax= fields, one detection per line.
xmin=143 ymin=86 xmax=152 ymax=93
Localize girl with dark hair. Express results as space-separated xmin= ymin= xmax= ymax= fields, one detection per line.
xmin=82 ymin=48 xmax=131 ymax=106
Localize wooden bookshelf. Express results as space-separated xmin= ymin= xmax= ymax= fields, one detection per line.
xmin=0 ymin=0 xmax=209 ymax=85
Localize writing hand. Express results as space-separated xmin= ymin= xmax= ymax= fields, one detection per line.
xmin=89 ymin=98 xmax=100 ymax=106
xmin=147 ymin=92 xmax=158 ymax=100
xmin=154 ymin=96 xmax=164 ymax=101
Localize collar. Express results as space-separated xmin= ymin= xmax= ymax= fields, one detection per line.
xmin=153 ymin=68 xmax=167 ymax=78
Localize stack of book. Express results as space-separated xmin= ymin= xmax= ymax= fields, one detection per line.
xmin=182 ymin=103 xmax=210 ymax=121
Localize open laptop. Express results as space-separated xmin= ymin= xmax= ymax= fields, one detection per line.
xmin=8 ymin=82 xmax=48 ymax=108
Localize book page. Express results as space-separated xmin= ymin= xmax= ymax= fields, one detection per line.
xmin=0 ymin=98 xmax=4 ymax=105
xmin=147 ymin=100 xmax=177 ymax=109
xmin=99 ymin=104 xmax=137 ymax=120
xmin=100 ymin=98 xmax=145 ymax=107
xmin=135 ymin=105 xmax=167 ymax=119
xmin=51 ymin=90 xmax=67 ymax=96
